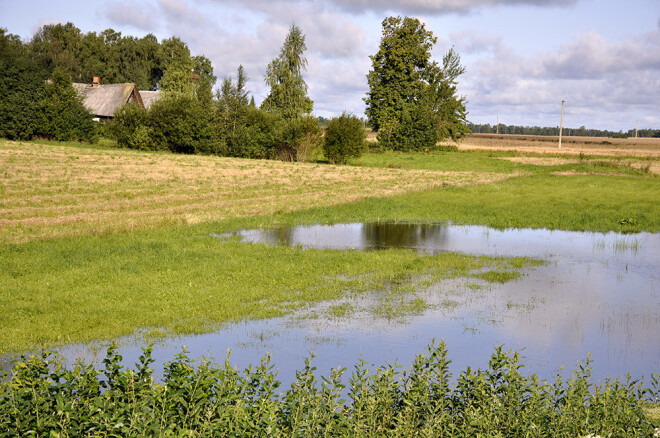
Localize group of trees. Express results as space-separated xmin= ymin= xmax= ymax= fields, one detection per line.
xmin=111 ymin=24 xmax=366 ymax=163
xmin=365 ymin=16 xmax=469 ymax=151
xmin=0 ymin=23 xmax=214 ymax=143
xmin=111 ymin=25 xmax=336 ymax=162
xmin=0 ymin=29 xmax=95 ymax=141
xmin=27 ymin=22 xmax=214 ymax=92
xmin=469 ymin=123 xmax=660 ymax=138
xmin=1 ymin=16 xmax=472 ymax=159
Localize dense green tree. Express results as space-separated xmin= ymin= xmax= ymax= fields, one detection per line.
xmin=25 ymin=23 xmax=207 ymax=92
xmin=261 ymin=24 xmax=313 ymax=119
xmin=365 ymin=16 xmax=469 ymax=150
xmin=323 ymin=113 xmax=366 ymax=164
xmin=38 ymin=67 xmax=95 ymax=142
xmin=214 ymin=66 xmax=280 ymax=158
xmin=29 ymin=22 xmax=84 ymax=81
xmin=159 ymin=56 xmax=195 ymax=97
xmin=192 ymin=55 xmax=217 ymax=109
xmin=149 ymin=95 xmax=217 ymax=154
xmin=109 ymin=103 xmax=154 ymax=150
xmin=0 ymin=28 xmax=47 ymax=140
xmin=429 ymin=48 xmax=470 ymax=141
xmin=216 ymin=66 xmax=249 ymax=133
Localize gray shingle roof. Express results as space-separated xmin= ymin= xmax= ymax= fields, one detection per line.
xmin=139 ymin=90 xmax=162 ymax=109
xmin=73 ymin=83 xmax=143 ymax=118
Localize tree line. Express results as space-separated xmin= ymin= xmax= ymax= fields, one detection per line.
xmin=1 ymin=17 xmax=471 ymax=162
xmin=468 ymin=123 xmax=660 ymax=138
xmin=0 ymin=23 xmax=214 ymax=144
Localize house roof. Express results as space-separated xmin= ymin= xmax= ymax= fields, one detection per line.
xmin=73 ymin=83 xmax=143 ymax=118
xmin=139 ymin=90 xmax=162 ymax=109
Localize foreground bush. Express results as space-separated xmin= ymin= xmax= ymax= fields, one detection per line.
xmin=324 ymin=113 xmax=366 ymax=164
xmin=1 ymin=342 xmax=658 ymax=436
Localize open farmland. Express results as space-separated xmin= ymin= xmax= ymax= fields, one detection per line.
xmin=0 ymin=140 xmax=509 ymax=243
xmin=1 ymin=138 xmax=658 ymax=354
xmin=455 ymin=133 xmax=660 ymax=158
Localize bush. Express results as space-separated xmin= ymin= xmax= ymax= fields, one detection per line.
xmin=109 ymin=103 xmax=155 ymax=150
xmin=274 ymin=115 xmax=323 ymax=162
xmin=39 ymin=67 xmax=96 ymax=142
xmin=1 ymin=342 xmax=658 ymax=436
xmin=323 ymin=113 xmax=366 ymax=164
xmin=377 ymin=102 xmax=439 ymax=152
xmin=218 ymin=106 xmax=280 ymax=159
xmin=149 ymin=95 xmax=219 ymax=154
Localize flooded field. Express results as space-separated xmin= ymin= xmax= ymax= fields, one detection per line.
xmin=5 ymin=223 xmax=659 ymax=386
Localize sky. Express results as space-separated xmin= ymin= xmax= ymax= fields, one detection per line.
xmin=1 ymin=0 xmax=659 ymax=131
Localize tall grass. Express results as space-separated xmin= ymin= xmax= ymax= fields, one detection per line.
xmin=1 ymin=342 xmax=658 ymax=436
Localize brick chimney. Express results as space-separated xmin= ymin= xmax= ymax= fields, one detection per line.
xmin=92 ymin=76 xmax=100 ymax=88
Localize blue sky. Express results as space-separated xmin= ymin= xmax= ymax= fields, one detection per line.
xmin=2 ymin=0 xmax=659 ymax=130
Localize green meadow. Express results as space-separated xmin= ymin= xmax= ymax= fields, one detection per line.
xmin=1 ymin=140 xmax=658 ymax=353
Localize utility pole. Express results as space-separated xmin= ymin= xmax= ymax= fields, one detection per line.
xmin=635 ymin=120 xmax=638 ymax=138
xmin=558 ymin=100 xmax=565 ymax=149
xmin=496 ymin=115 xmax=499 ymax=135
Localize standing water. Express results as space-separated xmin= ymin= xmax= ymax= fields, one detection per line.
xmin=5 ymin=223 xmax=659 ymax=385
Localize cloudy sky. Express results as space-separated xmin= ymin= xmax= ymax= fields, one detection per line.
xmin=2 ymin=0 xmax=659 ymax=130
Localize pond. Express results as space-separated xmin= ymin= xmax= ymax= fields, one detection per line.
xmin=3 ymin=223 xmax=659 ymax=386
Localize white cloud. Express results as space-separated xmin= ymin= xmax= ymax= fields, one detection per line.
xmin=31 ymin=18 xmax=64 ymax=36
xmin=543 ymin=31 xmax=660 ymax=79
xmin=103 ymin=1 xmax=160 ymax=32
xmin=206 ymin=0 xmax=578 ymax=15
xmin=463 ymin=28 xmax=660 ymax=128
xmin=98 ymin=0 xmax=658 ymax=129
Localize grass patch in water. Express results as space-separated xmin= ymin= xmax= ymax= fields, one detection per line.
xmin=327 ymin=302 xmax=354 ymax=319
xmin=0 ymin=228 xmax=539 ymax=353
xmin=372 ymin=293 xmax=430 ymax=321
xmin=472 ymin=270 xmax=522 ymax=283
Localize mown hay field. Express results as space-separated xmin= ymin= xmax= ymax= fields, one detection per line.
xmin=0 ymin=140 xmax=512 ymax=243
xmin=455 ymin=133 xmax=660 ymax=157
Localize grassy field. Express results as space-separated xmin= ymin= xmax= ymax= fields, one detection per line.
xmin=0 ymin=140 xmax=504 ymax=243
xmin=1 ymin=138 xmax=658 ymax=353
xmin=455 ymin=133 xmax=660 ymax=160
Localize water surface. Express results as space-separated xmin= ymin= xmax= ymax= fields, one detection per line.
xmin=5 ymin=223 xmax=659 ymax=386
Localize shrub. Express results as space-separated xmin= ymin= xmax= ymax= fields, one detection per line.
xmin=109 ymin=103 xmax=156 ymax=150
xmin=323 ymin=113 xmax=366 ymax=164
xmin=218 ymin=106 xmax=280 ymax=159
xmin=39 ymin=67 xmax=96 ymax=142
xmin=274 ymin=115 xmax=323 ymax=162
xmin=149 ymin=94 xmax=219 ymax=154
xmin=1 ymin=342 xmax=657 ymax=436
xmin=377 ymin=101 xmax=439 ymax=152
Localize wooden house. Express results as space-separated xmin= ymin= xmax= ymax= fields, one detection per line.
xmin=73 ymin=76 xmax=152 ymax=121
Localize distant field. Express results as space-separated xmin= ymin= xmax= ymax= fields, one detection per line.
xmin=454 ymin=133 xmax=660 ymax=158
xmin=0 ymin=140 xmax=506 ymax=243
